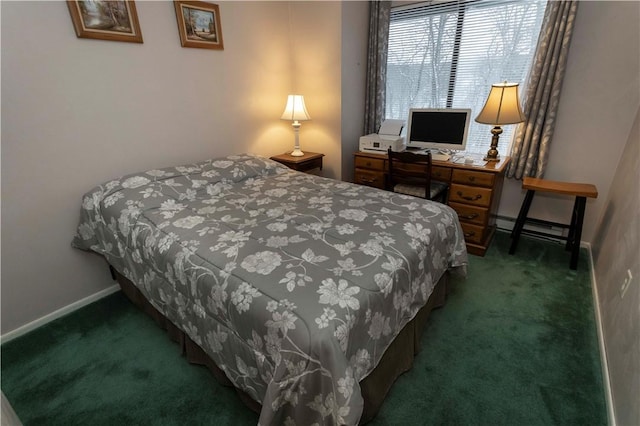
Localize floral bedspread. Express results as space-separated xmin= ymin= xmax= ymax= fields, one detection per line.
xmin=72 ymin=154 xmax=467 ymax=425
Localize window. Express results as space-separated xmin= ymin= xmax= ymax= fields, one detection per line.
xmin=386 ymin=0 xmax=546 ymax=155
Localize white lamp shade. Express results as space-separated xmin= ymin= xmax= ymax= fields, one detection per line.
xmin=475 ymin=82 xmax=525 ymax=125
xmin=281 ymin=95 xmax=311 ymax=122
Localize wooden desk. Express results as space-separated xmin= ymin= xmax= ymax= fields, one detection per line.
xmin=354 ymin=151 xmax=510 ymax=256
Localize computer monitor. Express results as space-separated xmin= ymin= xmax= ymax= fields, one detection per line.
xmin=405 ymin=108 xmax=471 ymax=152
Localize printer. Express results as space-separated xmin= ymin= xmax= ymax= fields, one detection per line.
xmin=359 ymin=119 xmax=405 ymax=153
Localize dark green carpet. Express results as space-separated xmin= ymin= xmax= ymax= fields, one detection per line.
xmin=1 ymin=232 xmax=607 ymax=425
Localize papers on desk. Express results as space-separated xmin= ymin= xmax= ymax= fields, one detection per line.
xmin=410 ymin=150 xmax=488 ymax=165
xmin=411 ymin=149 xmax=451 ymax=162
xmin=450 ymin=152 xmax=486 ymax=165
xmin=431 ymin=152 xmax=451 ymax=162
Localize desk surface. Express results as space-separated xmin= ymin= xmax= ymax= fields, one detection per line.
xmin=355 ymin=150 xmax=510 ymax=173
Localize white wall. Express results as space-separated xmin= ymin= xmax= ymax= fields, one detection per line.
xmin=288 ymin=1 xmax=343 ymax=180
xmin=0 ymin=1 xmax=344 ymax=334
xmin=592 ymin=107 xmax=640 ymax=426
xmin=341 ymin=1 xmax=369 ymax=181
xmin=498 ymin=1 xmax=640 ymax=244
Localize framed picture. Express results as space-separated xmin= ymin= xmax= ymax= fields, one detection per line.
xmin=67 ymin=0 xmax=143 ymax=43
xmin=174 ymin=1 xmax=224 ymax=50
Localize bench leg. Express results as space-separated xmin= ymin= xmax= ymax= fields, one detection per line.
xmin=569 ymin=196 xmax=587 ymax=270
xmin=566 ymin=197 xmax=579 ymax=252
xmin=509 ymin=189 xmax=535 ymax=255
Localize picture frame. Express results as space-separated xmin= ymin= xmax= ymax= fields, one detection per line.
xmin=67 ymin=0 xmax=143 ymax=43
xmin=174 ymin=1 xmax=224 ymax=50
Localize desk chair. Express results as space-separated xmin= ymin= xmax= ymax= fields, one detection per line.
xmin=387 ymin=148 xmax=449 ymax=203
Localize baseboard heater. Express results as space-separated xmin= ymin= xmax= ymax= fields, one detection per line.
xmin=496 ymin=215 xmax=567 ymax=240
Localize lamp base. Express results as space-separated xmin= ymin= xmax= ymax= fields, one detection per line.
xmin=289 ymin=121 xmax=304 ymax=157
xmin=483 ymin=126 xmax=502 ymax=162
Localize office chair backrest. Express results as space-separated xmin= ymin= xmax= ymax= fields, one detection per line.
xmin=387 ymin=148 xmax=448 ymax=202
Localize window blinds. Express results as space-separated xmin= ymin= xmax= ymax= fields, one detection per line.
xmin=386 ymin=0 xmax=546 ymax=155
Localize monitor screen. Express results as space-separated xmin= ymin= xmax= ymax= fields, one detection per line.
xmin=406 ymin=108 xmax=471 ymax=152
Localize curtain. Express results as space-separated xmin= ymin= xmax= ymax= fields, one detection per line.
xmin=507 ymin=0 xmax=579 ymax=179
xmin=364 ymin=1 xmax=391 ymax=135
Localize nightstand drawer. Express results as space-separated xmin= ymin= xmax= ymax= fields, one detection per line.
xmin=355 ymin=156 xmax=386 ymax=171
xmin=460 ymin=222 xmax=485 ymax=244
xmin=449 ymin=202 xmax=488 ymax=226
xmin=355 ymin=169 xmax=385 ymax=189
xmin=452 ymin=169 xmax=495 ymax=187
xmin=432 ymin=166 xmax=452 ymax=181
xmin=449 ymin=183 xmax=493 ymax=207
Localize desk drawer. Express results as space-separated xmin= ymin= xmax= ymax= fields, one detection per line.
xmin=355 ymin=156 xmax=385 ymax=171
xmin=449 ymin=183 xmax=492 ymax=207
xmin=452 ymin=169 xmax=495 ymax=187
xmin=355 ymin=169 xmax=385 ymax=189
xmin=432 ymin=166 xmax=452 ymax=181
xmin=449 ymin=202 xmax=488 ymax=226
xmin=460 ymin=222 xmax=485 ymax=244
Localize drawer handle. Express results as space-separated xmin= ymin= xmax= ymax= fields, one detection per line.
xmin=467 ymin=176 xmax=476 ymax=182
xmin=464 ymin=231 xmax=476 ymax=238
xmin=360 ymin=177 xmax=376 ymax=183
xmin=366 ymin=161 xmax=372 ymax=167
xmin=457 ymin=191 xmax=482 ymax=201
xmin=460 ymin=213 xmax=479 ymax=220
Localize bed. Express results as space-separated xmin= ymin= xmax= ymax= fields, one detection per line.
xmin=72 ymin=154 xmax=467 ymax=425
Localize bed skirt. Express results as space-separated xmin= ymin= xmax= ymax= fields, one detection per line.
xmin=112 ymin=267 xmax=449 ymax=424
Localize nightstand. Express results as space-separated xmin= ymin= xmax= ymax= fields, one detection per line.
xmin=270 ymin=152 xmax=324 ymax=173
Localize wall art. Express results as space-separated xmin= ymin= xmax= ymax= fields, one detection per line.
xmin=67 ymin=1 xmax=143 ymax=43
xmin=174 ymin=1 xmax=223 ymax=50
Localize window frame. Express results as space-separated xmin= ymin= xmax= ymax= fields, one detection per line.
xmin=385 ymin=0 xmax=546 ymax=155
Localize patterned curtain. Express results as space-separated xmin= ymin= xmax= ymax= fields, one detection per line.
xmin=507 ymin=1 xmax=579 ymax=179
xmin=364 ymin=1 xmax=391 ymax=135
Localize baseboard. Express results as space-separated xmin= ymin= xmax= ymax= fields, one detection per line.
xmin=586 ymin=243 xmax=616 ymax=426
xmin=0 ymin=284 xmax=120 ymax=344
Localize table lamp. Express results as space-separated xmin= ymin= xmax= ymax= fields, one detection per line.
xmin=475 ymin=82 xmax=525 ymax=161
xmin=281 ymin=94 xmax=311 ymax=157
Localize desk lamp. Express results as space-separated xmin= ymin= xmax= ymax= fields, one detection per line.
xmin=475 ymin=82 xmax=525 ymax=161
xmin=281 ymin=95 xmax=311 ymax=157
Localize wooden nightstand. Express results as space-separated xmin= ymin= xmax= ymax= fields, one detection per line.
xmin=270 ymin=152 xmax=324 ymax=173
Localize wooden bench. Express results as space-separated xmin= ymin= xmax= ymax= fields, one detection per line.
xmin=509 ymin=177 xmax=598 ymax=270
